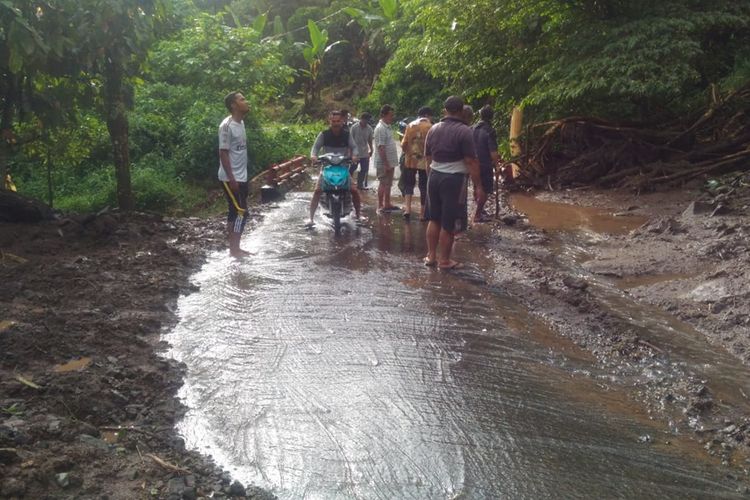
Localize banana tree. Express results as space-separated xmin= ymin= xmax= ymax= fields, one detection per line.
xmin=297 ymin=19 xmax=345 ymax=107
xmin=343 ymin=0 xmax=399 ymax=82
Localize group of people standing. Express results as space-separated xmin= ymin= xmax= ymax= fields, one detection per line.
xmin=218 ymin=91 xmax=501 ymax=270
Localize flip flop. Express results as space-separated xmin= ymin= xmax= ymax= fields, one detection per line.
xmin=438 ymin=261 xmax=464 ymax=270
xmin=304 ymin=222 xmax=315 ymax=230
xmin=423 ymin=257 xmax=437 ymax=267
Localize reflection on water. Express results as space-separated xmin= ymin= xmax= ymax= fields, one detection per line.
xmin=166 ymin=194 xmax=744 ymax=499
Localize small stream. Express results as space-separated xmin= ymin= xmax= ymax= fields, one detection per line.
xmin=165 ymin=189 xmax=747 ymax=499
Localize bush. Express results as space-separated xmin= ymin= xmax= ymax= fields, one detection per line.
xmin=53 ymin=167 xmax=117 ymax=213
xmin=248 ymin=122 xmax=321 ymax=172
xmin=357 ymin=37 xmax=446 ymax=118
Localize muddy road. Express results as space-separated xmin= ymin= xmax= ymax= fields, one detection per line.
xmin=165 ymin=188 xmax=748 ymax=499
xmin=2 ymin=174 xmax=748 ymax=499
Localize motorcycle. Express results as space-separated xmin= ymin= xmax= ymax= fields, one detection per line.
xmin=318 ymin=153 xmax=353 ymax=235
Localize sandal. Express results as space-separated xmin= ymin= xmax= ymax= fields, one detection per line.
xmin=423 ymin=257 xmax=437 ymax=267
xmin=438 ymin=261 xmax=464 ymax=270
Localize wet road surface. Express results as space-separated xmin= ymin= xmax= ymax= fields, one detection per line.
xmin=166 ymin=191 xmax=746 ymax=499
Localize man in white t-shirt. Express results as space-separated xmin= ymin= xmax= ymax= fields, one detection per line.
xmin=218 ymin=91 xmax=250 ymax=257
xmin=372 ymin=104 xmax=399 ymax=212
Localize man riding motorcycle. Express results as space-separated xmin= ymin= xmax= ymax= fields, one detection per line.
xmin=308 ymin=110 xmax=363 ymax=227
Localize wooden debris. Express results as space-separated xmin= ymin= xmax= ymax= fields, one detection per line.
xmin=145 ymin=453 xmax=190 ymax=473
xmin=518 ymin=82 xmax=750 ymax=190
xmin=1 ymin=252 xmax=28 ymax=264
xmin=14 ymin=375 xmax=41 ymax=389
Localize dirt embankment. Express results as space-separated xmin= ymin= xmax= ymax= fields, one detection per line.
xmin=485 ymin=173 xmax=750 ymax=472
xmin=0 ymin=212 xmax=275 ymax=499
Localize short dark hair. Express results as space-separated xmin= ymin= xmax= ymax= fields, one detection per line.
xmin=329 ymin=110 xmax=343 ymax=118
xmin=480 ymin=105 xmax=494 ymax=122
xmin=417 ymin=106 xmax=433 ymax=117
xmin=380 ymin=104 xmax=394 ymax=116
xmin=224 ymin=91 xmax=242 ymax=111
xmin=444 ymin=96 xmax=464 ymax=113
xmin=360 ymin=112 xmax=372 ymax=120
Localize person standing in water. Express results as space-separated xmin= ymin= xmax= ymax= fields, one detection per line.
xmin=218 ymin=91 xmax=251 ymax=258
xmin=423 ymin=96 xmax=484 ymax=270
xmin=400 ymin=106 xmax=433 ymax=220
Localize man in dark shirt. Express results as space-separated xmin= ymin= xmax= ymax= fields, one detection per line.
xmin=472 ymin=105 xmax=500 ymax=222
xmin=308 ymin=110 xmax=361 ymax=226
xmin=423 ymin=96 xmax=486 ymax=270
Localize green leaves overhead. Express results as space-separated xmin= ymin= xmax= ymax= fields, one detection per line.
xmin=149 ymin=13 xmax=293 ymax=101
xmin=378 ymin=0 xmax=399 ymax=21
xmin=252 ymin=12 xmax=267 ymax=39
xmin=396 ymin=0 xmax=750 ymax=121
xmin=307 ymin=18 xmax=328 ymax=54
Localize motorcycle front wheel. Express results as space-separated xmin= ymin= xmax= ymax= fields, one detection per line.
xmin=331 ymin=198 xmax=342 ymax=235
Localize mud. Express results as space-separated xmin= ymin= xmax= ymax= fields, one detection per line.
xmin=482 ymin=173 xmax=750 ymax=474
xmin=2 ymin=171 xmax=750 ymax=497
xmin=0 ymin=212 xmax=274 ymax=499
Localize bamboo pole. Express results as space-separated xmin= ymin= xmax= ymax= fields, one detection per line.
xmin=509 ymin=106 xmax=523 ymax=179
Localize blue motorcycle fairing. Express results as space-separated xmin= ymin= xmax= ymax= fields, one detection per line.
xmin=321 ymin=164 xmax=350 ymax=190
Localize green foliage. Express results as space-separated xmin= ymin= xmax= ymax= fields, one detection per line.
xmin=359 ymin=36 xmax=445 ymax=117
xmin=403 ymin=0 xmax=750 ymax=121
xmin=148 ymin=12 xmax=293 ymax=102
xmin=248 ymin=122 xmax=321 ymax=168
xmin=378 ymin=0 xmax=399 ymax=21
xmin=130 ymin=154 xmax=202 ymax=212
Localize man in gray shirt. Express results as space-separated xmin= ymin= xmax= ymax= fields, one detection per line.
xmin=350 ymin=112 xmax=374 ymax=189
xmin=423 ymin=96 xmax=485 ymax=270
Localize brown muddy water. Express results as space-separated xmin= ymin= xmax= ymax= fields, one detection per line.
xmin=165 ymin=192 xmax=745 ymax=499
xmin=511 ymin=194 xmax=750 ymax=422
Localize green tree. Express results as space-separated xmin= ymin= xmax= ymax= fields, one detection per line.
xmin=393 ymin=0 xmax=750 ymax=121
xmin=64 ymin=0 xmax=170 ymax=211
xmin=297 ymin=19 xmax=345 ymax=108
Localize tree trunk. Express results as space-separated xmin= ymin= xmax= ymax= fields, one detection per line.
xmin=104 ymin=57 xmax=134 ymax=211
xmin=0 ymin=74 xmax=16 ymax=193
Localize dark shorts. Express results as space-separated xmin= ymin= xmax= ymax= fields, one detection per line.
xmin=355 ymin=157 xmax=370 ymax=189
xmin=479 ymin=164 xmax=494 ymax=194
xmin=425 ymin=170 xmax=468 ymax=233
xmin=221 ymin=181 xmax=249 ymax=234
xmin=401 ymin=168 xmax=428 ymax=202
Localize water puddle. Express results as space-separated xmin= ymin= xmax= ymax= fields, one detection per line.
xmin=53 ymin=357 xmax=92 ymax=373
xmin=166 ymin=193 xmax=746 ymax=498
xmin=510 ymin=193 xmax=647 ymax=234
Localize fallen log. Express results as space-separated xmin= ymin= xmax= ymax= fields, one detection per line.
xmin=0 ymin=190 xmax=54 ymax=223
